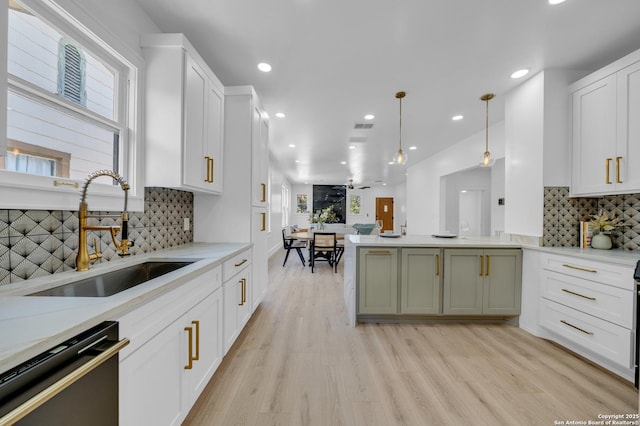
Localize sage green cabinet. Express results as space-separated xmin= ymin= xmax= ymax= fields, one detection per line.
xmin=443 ymin=249 xmax=522 ymax=315
xmin=358 ymin=248 xmax=398 ymax=314
xmin=400 ymin=248 xmax=441 ymax=314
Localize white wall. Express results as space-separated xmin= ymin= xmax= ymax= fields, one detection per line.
xmin=504 ymin=69 xmax=579 ymax=238
xmin=406 ymin=122 xmax=505 ymax=235
xmin=504 ymin=72 xmax=545 ymax=237
xmin=491 ymin=158 xmax=506 ymax=236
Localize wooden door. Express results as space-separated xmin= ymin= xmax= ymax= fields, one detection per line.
xmin=375 ymin=197 xmax=394 ymax=232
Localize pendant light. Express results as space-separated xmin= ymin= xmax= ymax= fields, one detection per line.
xmin=480 ymin=93 xmax=495 ymax=167
xmin=393 ymin=91 xmax=408 ymax=165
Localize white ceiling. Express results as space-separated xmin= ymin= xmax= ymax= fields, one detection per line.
xmin=133 ymin=0 xmax=640 ymax=188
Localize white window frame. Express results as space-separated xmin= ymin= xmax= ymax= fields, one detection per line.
xmin=0 ymin=0 xmax=144 ymax=211
xmin=281 ymin=184 xmax=289 ymax=227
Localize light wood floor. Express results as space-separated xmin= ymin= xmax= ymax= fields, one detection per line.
xmin=184 ymin=251 xmax=638 ymax=425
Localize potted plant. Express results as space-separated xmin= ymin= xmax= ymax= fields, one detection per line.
xmin=589 ymin=210 xmax=623 ymax=250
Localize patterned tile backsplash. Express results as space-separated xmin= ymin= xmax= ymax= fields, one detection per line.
xmin=543 ymin=187 xmax=640 ymax=251
xmin=0 ymin=187 xmax=193 ymax=285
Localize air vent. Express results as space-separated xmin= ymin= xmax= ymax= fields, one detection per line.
xmin=354 ymin=123 xmax=374 ymax=130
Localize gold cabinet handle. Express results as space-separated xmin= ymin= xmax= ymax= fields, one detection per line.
xmin=616 ymin=156 xmax=622 ymax=184
xmin=238 ymin=278 xmax=247 ymax=305
xmin=0 ymin=338 xmax=130 ymax=425
xmin=192 ymin=320 xmax=200 ymax=361
xmin=261 ymin=212 xmax=266 ymax=231
xmin=261 ymin=183 xmax=267 ymax=202
xmin=562 ymin=263 xmax=597 ymax=273
xmin=485 ymin=255 xmax=490 ymax=276
xmin=184 ymin=326 xmax=194 ymax=370
xmin=479 ymin=255 xmax=484 ymax=276
xmin=204 ymin=156 xmax=211 ymax=183
xmin=605 ymin=158 xmax=612 ymax=184
xmin=242 ymin=278 xmax=247 ymax=304
xmin=234 ymin=258 xmax=248 ymax=267
xmin=368 ymin=250 xmax=390 ymax=255
xmin=560 ymin=320 xmax=593 ymax=335
xmin=435 ymin=254 xmax=440 ymax=276
xmin=209 ymin=157 xmax=214 ymax=183
xmin=562 ymin=288 xmax=596 ymax=301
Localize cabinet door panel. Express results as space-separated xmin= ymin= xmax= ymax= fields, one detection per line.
xmin=120 ymin=320 xmax=185 ymax=426
xmin=206 ymin=83 xmax=224 ymax=193
xmin=184 ymin=288 xmax=223 ymax=402
xmin=223 ymin=278 xmax=241 ymax=353
xmin=401 ymin=248 xmax=441 ymax=314
xmin=443 ymin=250 xmax=483 ymax=315
xmin=571 ymin=74 xmax=617 ymax=195
xmin=358 ymin=248 xmax=398 ymax=314
xmin=617 ymin=61 xmax=640 ymax=192
xmin=183 ymin=52 xmax=208 ymax=190
xmin=482 ymin=249 xmax=522 ymax=315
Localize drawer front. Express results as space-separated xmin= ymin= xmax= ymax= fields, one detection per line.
xmin=541 ymin=270 xmax=634 ymax=328
xmin=539 ymin=298 xmax=633 ymax=368
xmin=541 ymin=253 xmax=635 ymax=291
xmin=223 ymin=249 xmax=252 ymax=281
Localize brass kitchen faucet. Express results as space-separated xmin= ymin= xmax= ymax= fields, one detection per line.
xmin=76 ymin=170 xmax=132 ymax=271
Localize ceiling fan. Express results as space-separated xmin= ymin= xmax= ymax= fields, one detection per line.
xmin=346 ymin=179 xmax=370 ymax=190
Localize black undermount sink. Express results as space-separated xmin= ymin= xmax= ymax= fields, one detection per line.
xmin=28 ymin=261 xmax=196 ymax=297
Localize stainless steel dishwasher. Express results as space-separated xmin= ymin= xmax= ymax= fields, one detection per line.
xmin=0 ymin=321 xmax=129 ymax=426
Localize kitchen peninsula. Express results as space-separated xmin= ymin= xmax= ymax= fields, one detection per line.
xmin=342 ymin=234 xmax=523 ymax=326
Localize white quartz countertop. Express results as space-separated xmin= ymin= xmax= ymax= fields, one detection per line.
xmin=0 ymin=242 xmax=250 ymax=373
xmin=345 ymin=234 xmax=522 ymax=248
xmin=523 ymin=245 xmax=640 ymax=267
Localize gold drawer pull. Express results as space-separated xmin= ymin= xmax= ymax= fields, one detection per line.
xmin=192 ymin=320 xmax=200 ymax=361
xmin=261 ymin=183 xmax=267 ymax=202
xmin=560 ymin=320 xmax=593 ymax=335
xmin=204 ymin=156 xmax=211 ymax=182
xmin=561 ymin=288 xmax=596 ymax=301
xmin=562 ymin=264 xmax=597 ymax=273
xmin=616 ymin=156 xmax=622 ymax=184
xmin=605 ymin=158 xmax=612 ymax=184
xmin=479 ymin=255 xmax=484 ymax=276
xmin=435 ymin=254 xmax=440 ymax=276
xmin=261 ymin=212 xmax=266 ymax=231
xmin=184 ymin=326 xmax=194 ymax=369
xmin=486 ymin=255 xmax=490 ymax=276
xmin=368 ymin=250 xmax=390 ymax=255
xmin=234 ymin=258 xmax=248 ymax=267
xmin=53 ymin=180 xmax=79 ymax=188
xmin=239 ymin=278 xmax=246 ymax=306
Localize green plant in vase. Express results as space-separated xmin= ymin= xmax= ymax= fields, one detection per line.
xmin=589 ymin=210 xmax=623 ymax=250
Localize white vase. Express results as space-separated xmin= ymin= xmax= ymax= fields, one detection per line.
xmin=591 ymin=233 xmax=612 ymax=250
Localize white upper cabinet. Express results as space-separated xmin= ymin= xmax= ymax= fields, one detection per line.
xmin=142 ymin=34 xmax=224 ymax=194
xmin=570 ymin=48 xmax=640 ymax=196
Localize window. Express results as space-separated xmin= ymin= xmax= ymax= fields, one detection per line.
xmin=281 ymin=185 xmax=290 ymax=227
xmin=1 ymin=0 xmax=142 ymax=211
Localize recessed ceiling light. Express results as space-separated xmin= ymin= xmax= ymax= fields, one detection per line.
xmin=257 ymin=62 xmax=272 ymax=72
xmin=548 ymin=0 xmax=565 ymax=4
xmin=409 ymin=146 xmax=417 ymax=150
xmin=340 ymin=161 xmax=347 ymax=165
xmin=295 ymin=160 xmax=303 ymax=163
xmin=388 ymin=161 xmax=394 ymax=165
xmin=364 ymin=114 xmax=375 ymax=120
xmin=348 ymin=145 xmax=356 ymax=150
xmin=288 ymin=144 xmax=296 ymax=148
xmin=511 ymin=69 xmax=529 ymax=79
xmin=452 ymin=115 xmax=463 ymax=121
xmin=275 ymin=112 xmax=286 ymax=118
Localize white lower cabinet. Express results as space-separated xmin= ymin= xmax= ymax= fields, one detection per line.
xmin=537 ymin=252 xmax=635 ymax=380
xmin=223 ymin=248 xmax=252 ymax=353
xmin=118 ymin=265 xmax=223 ymax=426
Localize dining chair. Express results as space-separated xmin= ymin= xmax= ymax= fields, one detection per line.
xmin=282 ymin=228 xmax=306 ymax=267
xmin=311 ymin=232 xmax=337 ymax=273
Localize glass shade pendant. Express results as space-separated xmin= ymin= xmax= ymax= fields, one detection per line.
xmin=480 ymin=93 xmax=495 ymax=167
xmin=393 ymin=91 xmax=408 ymax=165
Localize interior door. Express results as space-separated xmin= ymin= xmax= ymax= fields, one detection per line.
xmin=375 ymin=197 xmax=394 ymax=232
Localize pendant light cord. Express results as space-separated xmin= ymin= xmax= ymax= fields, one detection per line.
xmin=485 ymin=97 xmax=489 ymax=153
xmin=399 ymin=95 xmax=403 ymax=151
